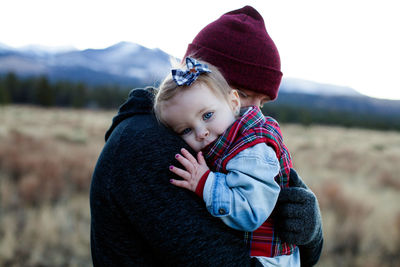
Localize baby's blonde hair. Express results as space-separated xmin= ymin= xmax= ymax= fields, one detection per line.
xmin=154 ymin=58 xmax=233 ymax=123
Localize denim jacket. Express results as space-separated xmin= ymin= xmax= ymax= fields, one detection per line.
xmin=202 ymin=142 xmax=300 ymax=266
xmin=203 ymin=142 xmax=280 ymax=231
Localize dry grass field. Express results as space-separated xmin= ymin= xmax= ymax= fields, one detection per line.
xmin=0 ymin=105 xmax=399 ymax=266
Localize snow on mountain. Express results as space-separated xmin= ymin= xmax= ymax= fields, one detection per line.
xmin=100 ymin=42 xmax=142 ymax=61
xmin=0 ymin=56 xmax=47 ymax=75
xmin=17 ymin=44 xmax=76 ymax=57
xmin=0 ymin=43 xmax=14 ymax=51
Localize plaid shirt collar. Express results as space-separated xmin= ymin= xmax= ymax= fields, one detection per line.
xmin=203 ymin=106 xmax=266 ymax=168
xmin=202 ymin=106 xmax=296 ymax=257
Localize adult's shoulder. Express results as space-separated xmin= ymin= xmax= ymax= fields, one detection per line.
xmin=107 ymin=112 xmax=188 ymax=164
xmin=104 ymin=87 xmax=157 ymax=141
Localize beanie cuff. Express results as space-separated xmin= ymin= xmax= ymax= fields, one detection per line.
xmin=186 ymin=43 xmax=282 ymax=100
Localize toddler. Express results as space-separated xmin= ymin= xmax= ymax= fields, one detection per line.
xmin=154 ymin=57 xmax=300 ymax=266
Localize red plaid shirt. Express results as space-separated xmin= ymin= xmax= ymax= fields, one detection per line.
xmin=203 ymin=106 xmax=296 ymax=257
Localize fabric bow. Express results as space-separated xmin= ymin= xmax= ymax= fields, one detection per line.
xmin=172 ymin=57 xmax=211 ymax=86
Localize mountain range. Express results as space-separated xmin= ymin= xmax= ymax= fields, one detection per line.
xmin=0 ymin=41 xmax=362 ymax=96
xmin=0 ymin=42 xmax=171 ymax=87
xmin=1 ymin=41 xmax=399 ymax=121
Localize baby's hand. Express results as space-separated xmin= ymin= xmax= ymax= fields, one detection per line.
xmin=169 ymin=148 xmax=209 ymax=192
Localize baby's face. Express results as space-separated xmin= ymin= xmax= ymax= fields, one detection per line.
xmin=161 ymin=83 xmax=239 ymax=152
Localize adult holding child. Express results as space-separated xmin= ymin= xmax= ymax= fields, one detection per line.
xmin=182 ymin=5 xmax=323 ymax=266
xmin=90 ymin=5 xmax=322 ymax=267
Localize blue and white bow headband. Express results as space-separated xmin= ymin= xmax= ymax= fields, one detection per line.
xmin=172 ymin=57 xmax=211 ymax=86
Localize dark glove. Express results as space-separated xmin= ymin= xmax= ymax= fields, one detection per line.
xmin=298 ymin=229 xmax=323 ymax=267
xmin=274 ymin=168 xmax=323 ymax=266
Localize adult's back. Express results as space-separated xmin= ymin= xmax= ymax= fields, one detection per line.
xmin=90 ymin=88 xmax=251 ymax=266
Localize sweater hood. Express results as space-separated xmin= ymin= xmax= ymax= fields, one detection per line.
xmin=105 ymin=87 xmax=156 ymax=141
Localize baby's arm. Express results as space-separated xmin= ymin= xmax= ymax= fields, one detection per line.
xmin=202 ymin=143 xmax=280 ymax=231
xmin=170 ymin=144 xmax=281 ymax=232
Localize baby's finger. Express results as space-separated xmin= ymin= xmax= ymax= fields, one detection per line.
xmin=197 ymin=151 xmax=207 ymax=166
xmin=180 ymin=148 xmax=198 ymax=166
xmin=169 ymin=165 xmax=191 ymax=180
xmin=175 ymin=153 xmax=194 ymax=173
xmin=170 ymin=179 xmax=191 ymax=190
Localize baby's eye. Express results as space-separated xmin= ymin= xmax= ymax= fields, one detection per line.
xmin=180 ymin=128 xmax=192 ymax=135
xmin=203 ymin=112 xmax=213 ymax=121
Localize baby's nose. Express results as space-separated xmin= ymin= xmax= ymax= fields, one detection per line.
xmin=197 ymin=128 xmax=209 ymax=139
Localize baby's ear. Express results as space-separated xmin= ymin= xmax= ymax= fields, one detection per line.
xmin=229 ymin=89 xmax=241 ymax=114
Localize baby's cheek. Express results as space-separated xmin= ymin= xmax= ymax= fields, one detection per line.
xmin=219 ymin=117 xmax=235 ymax=134
xmin=183 ymin=136 xmax=198 ymax=151
xmin=182 ymin=136 xmax=192 ymax=145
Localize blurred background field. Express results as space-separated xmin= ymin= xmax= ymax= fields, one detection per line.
xmin=0 ymin=105 xmax=399 ymax=266
xmin=2 ymin=2 xmax=400 ymax=266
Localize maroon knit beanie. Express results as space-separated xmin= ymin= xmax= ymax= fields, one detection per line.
xmin=184 ymin=5 xmax=282 ymax=100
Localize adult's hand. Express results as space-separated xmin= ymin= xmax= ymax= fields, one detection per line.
xmin=274 ymin=168 xmax=323 ymax=266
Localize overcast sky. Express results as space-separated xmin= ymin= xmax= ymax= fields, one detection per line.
xmin=1 ymin=0 xmax=399 ymax=100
